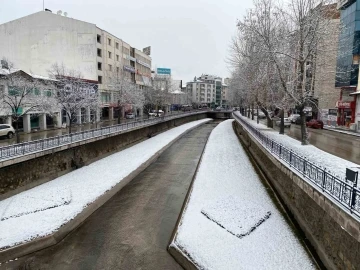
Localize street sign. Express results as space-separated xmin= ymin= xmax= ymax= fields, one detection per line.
xmin=157 ymin=68 xmax=171 ymax=75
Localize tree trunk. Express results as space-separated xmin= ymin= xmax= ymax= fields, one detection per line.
xmin=15 ymin=120 xmax=20 ymax=143
xmin=299 ymin=107 xmax=309 ymax=145
xmin=279 ymin=109 xmax=284 ymax=135
xmin=257 ymin=106 xmax=259 ymax=124
xmin=251 ymin=104 xmax=254 ymax=120
xmin=117 ymin=107 xmax=121 ymax=124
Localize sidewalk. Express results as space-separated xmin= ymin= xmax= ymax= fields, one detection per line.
xmin=0 ymin=118 xmax=212 ymax=262
xmin=237 ymin=113 xmax=359 ymax=180
xmin=169 ymin=120 xmax=315 ymax=270
xmin=324 ymin=125 xmax=360 ymax=137
xmin=0 ymin=111 xmax=188 ymax=147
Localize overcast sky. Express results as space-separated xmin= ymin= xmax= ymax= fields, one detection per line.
xmin=0 ymin=0 xmax=253 ymax=82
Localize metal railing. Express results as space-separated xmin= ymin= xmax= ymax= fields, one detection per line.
xmin=0 ymin=111 xmax=205 ymax=162
xmin=233 ymin=113 xmax=360 ymax=218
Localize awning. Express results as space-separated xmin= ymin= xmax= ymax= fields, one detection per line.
xmin=350 ymin=91 xmax=360 ymax=95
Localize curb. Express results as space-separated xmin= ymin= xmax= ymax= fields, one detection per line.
xmin=167 ymin=120 xmax=219 ymax=269
xmin=0 ymin=119 xmax=212 ymax=263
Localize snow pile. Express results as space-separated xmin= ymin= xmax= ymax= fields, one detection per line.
xmin=0 ymin=118 xmax=211 ymax=250
xmin=235 ymin=112 xmax=359 ymax=179
xmin=173 ymin=120 xmax=315 ymax=270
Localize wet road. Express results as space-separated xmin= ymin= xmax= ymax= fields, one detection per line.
xmin=4 ymin=121 xmax=217 ymax=270
xmin=260 ymin=120 xmax=360 ymax=164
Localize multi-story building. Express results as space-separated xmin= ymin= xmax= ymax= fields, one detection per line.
xmin=0 ymin=10 xmax=152 ymax=122
xmin=335 ymin=0 xmax=360 ymax=129
xmin=186 ymin=74 xmax=225 ymax=107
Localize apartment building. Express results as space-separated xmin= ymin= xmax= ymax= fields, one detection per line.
xmin=186 ymin=74 xmax=224 ymax=107
xmin=0 ymin=10 xmax=152 ymax=122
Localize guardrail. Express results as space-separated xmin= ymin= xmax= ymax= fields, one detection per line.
xmin=233 ymin=113 xmax=360 ymax=218
xmin=0 ymin=111 xmax=205 ymax=162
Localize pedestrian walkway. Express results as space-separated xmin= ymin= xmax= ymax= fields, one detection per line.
xmin=170 ymin=120 xmax=316 ymax=270
xmin=324 ymin=126 xmax=360 ymax=137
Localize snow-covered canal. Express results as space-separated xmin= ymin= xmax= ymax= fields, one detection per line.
xmin=171 ymin=120 xmax=317 ymax=270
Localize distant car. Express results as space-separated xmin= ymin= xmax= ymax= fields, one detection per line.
xmin=126 ymin=113 xmax=135 ymax=119
xmin=0 ymin=124 xmax=15 ymax=139
xmin=148 ymin=112 xmax=156 ymax=117
xmin=275 ymin=117 xmax=291 ymax=127
xmin=258 ymin=111 xmax=266 ymax=119
xmin=182 ymin=105 xmax=192 ymax=111
xmin=289 ymin=114 xmax=300 ymax=123
xmin=215 ymin=107 xmax=222 ymax=111
xmin=306 ymin=119 xmax=324 ymax=129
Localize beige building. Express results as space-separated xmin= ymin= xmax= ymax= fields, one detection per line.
xmin=313 ymin=4 xmax=340 ymax=120
xmin=0 ymin=10 xmax=152 ymax=121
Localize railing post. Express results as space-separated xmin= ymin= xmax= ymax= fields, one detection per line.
xmin=351 ymin=186 xmax=357 ymax=211
xmin=322 ymin=169 xmax=326 ymax=191
xmin=289 ymin=151 xmax=292 ymax=166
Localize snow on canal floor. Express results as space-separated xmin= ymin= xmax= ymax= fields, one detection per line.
xmin=171 ymin=120 xmax=316 ymax=270
xmin=235 ymin=112 xmax=359 ymax=180
xmin=0 ymin=118 xmax=211 ymax=250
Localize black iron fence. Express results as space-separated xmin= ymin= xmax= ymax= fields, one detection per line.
xmin=0 ymin=111 xmax=204 ymax=162
xmin=233 ymin=113 xmax=360 ymax=218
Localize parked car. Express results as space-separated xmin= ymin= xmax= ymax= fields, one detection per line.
xmin=306 ymin=119 xmax=324 ymax=129
xmin=258 ymin=111 xmax=266 ymax=119
xmin=182 ymin=105 xmax=192 ymax=111
xmin=148 ymin=111 xmax=156 ymax=117
xmin=289 ymin=114 xmax=300 ymax=123
xmin=275 ymin=117 xmax=291 ymax=127
xmin=215 ymin=106 xmax=222 ymax=111
xmin=0 ymin=124 xmax=15 ymax=139
xmin=126 ymin=113 xmax=134 ymax=119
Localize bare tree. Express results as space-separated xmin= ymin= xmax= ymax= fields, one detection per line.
xmin=151 ymin=74 xmax=171 ymax=115
xmin=107 ymin=70 xmax=144 ymax=123
xmin=0 ymin=58 xmax=56 ymax=142
xmin=233 ymin=0 xmax=341 ymax=144
xmin=48 ymin=63 xmax=100 ymax=134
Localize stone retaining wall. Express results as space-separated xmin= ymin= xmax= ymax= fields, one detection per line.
xmin=233 ymin=120 xmax=360 ymax=270
xmin=0 ymin=114 xmax=206 ymax=199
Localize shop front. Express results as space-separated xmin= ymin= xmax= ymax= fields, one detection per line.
xmin=336 ymin=101 xmax=356 ymax=127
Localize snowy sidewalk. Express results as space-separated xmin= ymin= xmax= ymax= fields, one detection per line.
xmin=170 ymin=120 xmax=315 ymax=270
xmin=0 ymin=118 xmax=211 ymax=254
xmin=235 ymin=112 xmax=359 ymax=180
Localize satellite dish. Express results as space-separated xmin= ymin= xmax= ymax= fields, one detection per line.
xmin=64 ymin=12 xmax=68 ymax=17
xmin=57 ymin=10 xmax=62 ymax=15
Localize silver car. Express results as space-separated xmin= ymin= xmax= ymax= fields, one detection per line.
xmin=0 ymin=124 xmax=15 ymax=138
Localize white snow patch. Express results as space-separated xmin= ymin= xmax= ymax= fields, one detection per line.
xmin=235 ymin=112 xmax=360 ymax=180
xmin=173 ymin=120 xmax=315 ymax=270
xmin=0 ymin=118 xmax=211 ymax=250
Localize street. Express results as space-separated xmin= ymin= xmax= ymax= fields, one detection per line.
xmin=258 ymin=118 xmax=360 ymax=164
xmin=3 ymin=121 xmax=218 ymax=270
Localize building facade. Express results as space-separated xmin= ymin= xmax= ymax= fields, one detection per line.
xmin=0 ymin=10 xmax=152 ymax=122
xmin=335 ymin=0 xmax=360 ymax=129
xmin=186 ymin=74 xmax=225 ymax=107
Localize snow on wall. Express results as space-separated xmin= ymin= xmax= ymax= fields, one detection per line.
xmin=0 ymin=118 xmax=211 ymax=250
xmin=173 ymin=120 xmax=315 ymax=270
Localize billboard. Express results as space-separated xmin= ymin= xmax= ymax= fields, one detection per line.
xmin=157 ymin=68 xmax=171 ymax=75
xmin=143 ymin=46 xmax=151 ymax=56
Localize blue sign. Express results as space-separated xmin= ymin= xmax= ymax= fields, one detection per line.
xmin=157 ymin=68 xmax=171 ymax=75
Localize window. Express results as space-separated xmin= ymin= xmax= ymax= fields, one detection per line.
xmin=108 ymin=51 xmax=112 ymax=59
xmin=97 ymin=34 xmax=101 ymax=43
xmin=97 ymin=48 xmax=102 ymax=57
xmin=108 ymin=64 xmax=112 ymax=71
xmin=98 ymin=62 xmax=102 ymax=70
xmin=116 ymin=67 xmax=120 ymax=73
xmin=0 ymin=85 xmax=4 ymax=94
xmin=116 ymin=42 xmax=119 ymax=49
xmin=108 ymin=38 xmax=111 ymax=46
xmin=98 ymin=76 xmax=102 ymax=84
xmin=116 ymin=54 xmax=119 ymax=61
xmin=44 ymin=89 xmax=52 ymax=97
